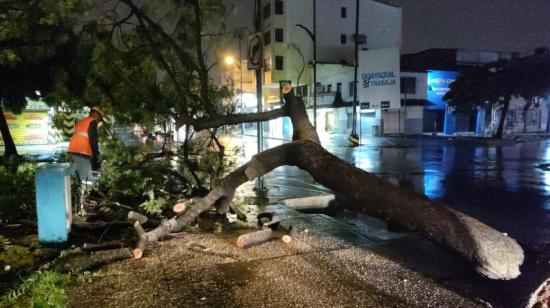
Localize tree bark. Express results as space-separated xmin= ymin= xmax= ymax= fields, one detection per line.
xmin=136 ymin=85 xmax=524 ymax=280
xmin=0 ymin=106 xmax=18 ymax=157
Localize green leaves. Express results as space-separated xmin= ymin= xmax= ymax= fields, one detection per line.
xmin=0 ymin=162 xmax=36 ymax=223
xmin=0 ymin=271 xmax=68 ymax=308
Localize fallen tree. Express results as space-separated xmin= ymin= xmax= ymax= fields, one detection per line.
xmin=134 ymin=85 xmax=524 ymax=281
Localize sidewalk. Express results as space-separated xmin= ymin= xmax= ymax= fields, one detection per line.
xmin=67 ymin=203 xmax=485 ymax=307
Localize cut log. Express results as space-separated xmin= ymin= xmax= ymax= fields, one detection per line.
xmin=133 ymin=240 xmax=146 ymax=259
xmin=54 ymin=248 xmax=132 ymax=273
xmin=236 ymin=229 xmax=274 ymax=248
xmin=82 ymin=241 xmax=123 ymax=252
xmin=290 ymin=141 xmax=524 ymax=280
xmin=281 ymin=235 xmax=292 ymax=243
xmin=173 ymin=202 xmax=187 ymax=214
xmin=283 ymin=195 xmax=335 ymax=210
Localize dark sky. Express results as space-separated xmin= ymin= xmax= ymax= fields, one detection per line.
xmin=386 ymin=0 xmax=550 ymax=55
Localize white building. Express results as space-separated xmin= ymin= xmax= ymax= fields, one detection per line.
xmin=221 ymin=0 xmax=402 ymax=138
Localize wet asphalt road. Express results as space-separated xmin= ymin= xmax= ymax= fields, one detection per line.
xmin=232 ymin=134 xmax=550 ymax=251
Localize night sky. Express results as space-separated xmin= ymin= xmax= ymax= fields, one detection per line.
xmin=386 ymin=0 xmax=550 ymax=55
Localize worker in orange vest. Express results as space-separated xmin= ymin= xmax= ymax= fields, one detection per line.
xmin=68 ymin=106 xmax=103 ymax=183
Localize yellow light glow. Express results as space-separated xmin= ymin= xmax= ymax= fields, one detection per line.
xmin=224 ymin=56 xmax=235 ymax=66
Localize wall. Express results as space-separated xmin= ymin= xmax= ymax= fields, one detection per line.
xmin=315 ymin=0 xmax=402 ymax=64
xmin=259 ymin=0 xmax=401 ymax=86
xmin=400 ymin=72 xmax=427 ymax=100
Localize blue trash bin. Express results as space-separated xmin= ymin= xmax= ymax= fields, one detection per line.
xmin=35 ymin=163 xmax=75 ymax=244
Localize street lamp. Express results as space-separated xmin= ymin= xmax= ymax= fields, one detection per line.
xmin=295 ymin=0 xmax=317 ymax=129
xmin=349 ymin=0 xmax=361 ymax=147
xmin=224 ymin=55 xmax=235 ymax=66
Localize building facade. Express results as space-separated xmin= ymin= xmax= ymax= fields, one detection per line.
xmin=221 ymin=0 xmax=402 ymax=138
xmin=400 ymin=48 xmax=533 ymax=136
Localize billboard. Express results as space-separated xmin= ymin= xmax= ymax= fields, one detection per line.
xmin=358 ymin=48 xmax=401 ymax=109
xmin=0 ymin=111 xmax=49 ymax=145
xmin=427 ymin=70 xmax=458 ymax=110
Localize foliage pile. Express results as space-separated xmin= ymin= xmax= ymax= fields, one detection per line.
xmin=97 ymin=132 xmax=237 ymax=216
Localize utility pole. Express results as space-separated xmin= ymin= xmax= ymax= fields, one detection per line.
xmin=349 ymin=0 xmax=360 ymax=146
xmin=239 ymin=33 xmax=244 ymax=134
xmin=313 ymin=0 xmax=317 ymax=129
xmin=254 ymin=0 xmax=265 ymax=195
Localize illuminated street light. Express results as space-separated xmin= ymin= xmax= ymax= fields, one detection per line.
xmin=224 ymin=55 xmax=235 ymax=66
xmin=224 ymin=54 xmax=244 ymax=134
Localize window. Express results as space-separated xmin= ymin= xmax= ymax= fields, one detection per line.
xmin=275 ymin=56 xmax=284 ymax=70
xmin=263 ymin=31 xmax=271 ymax=46
xmin=340 ymin=34 xmax=347 ymax=44
xmin=264 ymin=58 xmax=271 ymax=71
xmin=275 ymin=1 xmax=284 ymax=14
xmin=341 ymin=7 xmax=347 ymax=18
xmin=263 ymin=3 xmax=271 ymax=19
xmin=400 ymin=77 xmax=416 ymax=94
xmin=336 ymin=82 xmax=342 ymax=93
xmin=326 ymin=84 xmax=332 ymax=93
xmin=275 ymin=28 xmax=284 ymax=42
xmin=349 ymin=81 xmax=355 ymax=97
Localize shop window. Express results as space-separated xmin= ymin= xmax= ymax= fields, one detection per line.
xmin=275 ymin=56 xmax=284 ymax=70
xmin=263 ymin=3 xmax=271 ymax=19
xmin=275 ymin=28 xmax=284 ymax=42
xmin=263 ymin=31 xmax=271 ymax=46
xmin=341 ymin=7 xmax=347 ymax=18
xmin=340 ymin=34 xmax=347 ymax=44
xmin=275 ymin=1 xmax=284 ymax=14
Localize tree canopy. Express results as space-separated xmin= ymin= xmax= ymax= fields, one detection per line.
xmin=0 ymin=0 xmax=84 ymax=156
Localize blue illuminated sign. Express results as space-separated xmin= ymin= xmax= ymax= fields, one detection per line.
xmin=427 ymin=70 xmax=458 ymax=110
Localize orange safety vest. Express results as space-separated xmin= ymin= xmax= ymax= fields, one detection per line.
xmin=68 ymin=117 xmax=95 ymax=156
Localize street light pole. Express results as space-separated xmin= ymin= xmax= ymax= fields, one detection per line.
xmin=295 ymin=22 xmax=316 ymax=129
xmin=349 ymin=0 xmax=360 ymax=147
xmin=254 ymin=0 xmax=265 ymax=194
xmin=239 ymin=34 xmax=244 ymax=134
xmin=313 ymin=0 xmax=317 ymax=129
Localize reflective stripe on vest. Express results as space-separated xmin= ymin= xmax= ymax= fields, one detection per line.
xmin=68 ymin=117 xmax=94 ymax=156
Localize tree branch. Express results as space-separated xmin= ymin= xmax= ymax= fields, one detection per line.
xmin=179 ymin=107 xmax=288 ymax=131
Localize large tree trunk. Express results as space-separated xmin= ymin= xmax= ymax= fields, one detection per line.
xmin=136 ymin=85 xmax=524 ymax=281
xmin=0 ymin=106 xmax=18 ymax=157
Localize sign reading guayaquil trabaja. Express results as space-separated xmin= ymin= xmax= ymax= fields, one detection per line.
xmin=357 ymin=47 xmax=401 ymax=109
xmin=362 ymin=71 xmax=398 ymax=88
